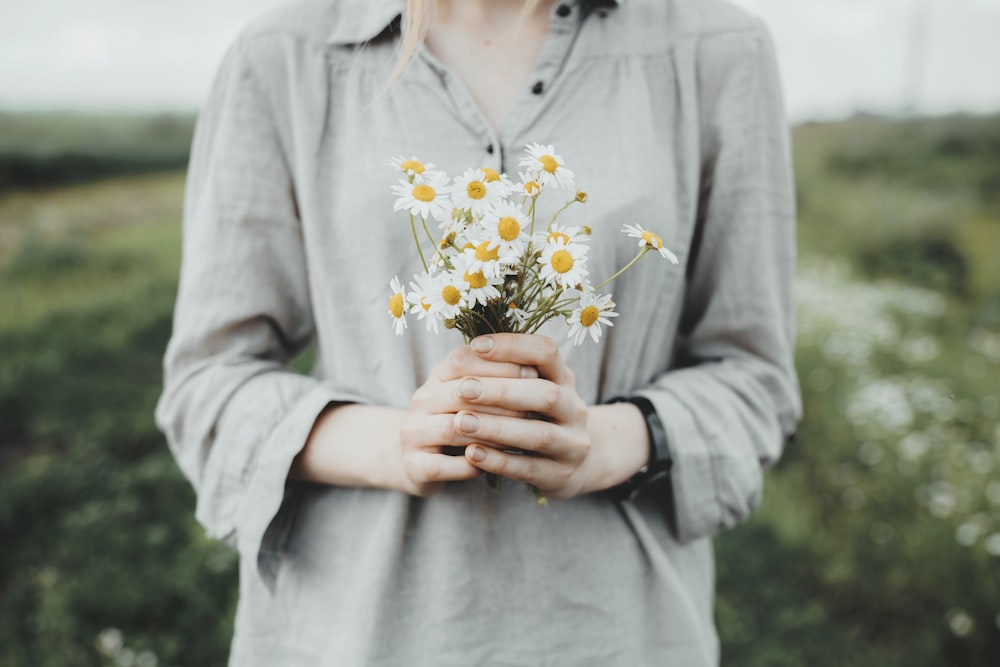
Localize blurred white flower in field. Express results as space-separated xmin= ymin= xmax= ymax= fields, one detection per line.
xmin=898 ymin=433 xmax=930 ymax=461
xmin=846 ymin=379 xmax=914 ymax=432
xmin=955 ymin=520 xmax=983 ymax=547
xmin=986 ymin=480 xmax=1000 ymax=506
xmin=858 ymin=441 xmax=884 ymax=466
xmin=96 ymin=628 xmax=123 ymax=657
xmin=985 ymin=533 xmax=1000 ymax=557
xmin=969 ymin=328 xmax=1000 ymax=362
xmin=899 ymin=334 xmax=940 ymax=364
xmin=946 ymin=608 xmax=975 ymax=637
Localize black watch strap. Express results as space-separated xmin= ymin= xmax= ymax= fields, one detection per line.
xmin=608 ymin=395 xmax=673 ymax=500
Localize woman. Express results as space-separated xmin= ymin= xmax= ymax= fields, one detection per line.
xmin=156 ymin=0 xmax=801 ymax=664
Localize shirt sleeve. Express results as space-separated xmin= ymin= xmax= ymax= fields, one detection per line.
xmin=154 ymin=37 xmax=364 ymax=589
xmin=633 ymin=23 xmax=802 ymax=542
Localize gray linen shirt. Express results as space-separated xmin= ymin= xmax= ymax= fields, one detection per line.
xmin=156 ymin=0 xmax=801 ymax=664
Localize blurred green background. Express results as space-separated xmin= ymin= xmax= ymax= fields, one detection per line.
xmin=0 ymin=109 xmax=998 ymax=666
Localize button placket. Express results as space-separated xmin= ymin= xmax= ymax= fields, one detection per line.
xmin=415 ymin=46 xmax=500 ymax=170
xmin=500 ymin=1 xmax=582 ymax=151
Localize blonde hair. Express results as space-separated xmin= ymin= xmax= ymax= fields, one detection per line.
xmin=388 ymin=0 xmax=544 ymax=84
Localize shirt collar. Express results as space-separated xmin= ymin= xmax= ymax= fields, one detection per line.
xmin=327 ymin=0 xmax=406 ymax=46
xmin=327 ymin=0 xmax=621 ymax=46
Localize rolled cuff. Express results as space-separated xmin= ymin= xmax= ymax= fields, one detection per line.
xmin=198 ymin=380 xmax=367 ymax=592
xmin=634 ymin=388 xmax=765 ymax=543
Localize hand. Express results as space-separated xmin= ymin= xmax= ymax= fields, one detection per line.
xmin=456 ymin=333 xmax=596 ymax=499
xmin=397 ymin=343 xmax=540 ymax=496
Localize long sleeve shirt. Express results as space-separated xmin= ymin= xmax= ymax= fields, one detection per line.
xmin=155 ymin=0 xmax=801 ymax=664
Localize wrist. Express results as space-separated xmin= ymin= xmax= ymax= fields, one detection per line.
xmin=582 ymin=403 xmax=650 ymax=494
xmin=607 ymin=395 xmax=672 ymax=500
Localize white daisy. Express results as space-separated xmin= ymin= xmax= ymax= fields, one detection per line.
xmin=517 ymin=171 xmax=544 ymax=198
xmin=388 ymin=276 xmax=408 ymax=335
xmin=622 ymin=224 xmax=680 ymax=263
xmin=406 ymin=272 xmax=441 ymax=333
xmin=479 ymin=167 xmax=516 ymax=197
xmin=483 ymin=200 xmax=531 ymax=256
xmin=462 ymin=238 xmax=509 ymax=280
xmin=567 ymin=291 xmax=618 ymax=345
xmin=455 ymin=254 xmax=503 ymax=306
xmin=387 ymin=156 xmax=436 ymax=180
xmin=537 ymin=222 xmax=588 ymax=249
xmin=392 ymin=170 xmax=452 ymax=221
xmin=504 ymin=300 xmax=531 ymax=328
xmin=538 ymin=235 xmax=589 ymax=289
xmin=424 ymin=270 xmax=468 ymax=320
xmin=519 ymin=143 xmax=575 ymax=190
xmin=450 ymin=168 xmax=504 ymax=217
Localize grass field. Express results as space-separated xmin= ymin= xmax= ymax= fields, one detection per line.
xmin=0 ymin=112 xmax=998 ymax=666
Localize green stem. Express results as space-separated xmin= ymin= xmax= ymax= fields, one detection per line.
xmin=409 ymin=213 xmax=428 ymax=272
xmin=546 ymin=198 xmax=576 ymax=230
xmin=594 ymin=247 xmax=649 ymax=291
xmin=420 ymin=217 xmax=439 ymax=256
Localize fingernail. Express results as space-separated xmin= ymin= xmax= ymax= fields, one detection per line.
xmin=520 ymin=366 xmax=538 ymax=379
xmin=467 ymin=445 xmax=486 ymax=462
xmin=458 ymin=413 xmax=479 ymax=432
xmin=471 ymin=336 xmax=494 ymax=353
xmin=458 ymin=378 xmax=482 ymax=399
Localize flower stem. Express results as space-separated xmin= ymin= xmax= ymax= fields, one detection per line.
xmin=594 ymin=247 xmax=649 ymax=291
xmin=409 ymin=213 xmax=428 ymax=272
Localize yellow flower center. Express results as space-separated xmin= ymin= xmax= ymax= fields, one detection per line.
xmin=475 ymin=241 xmax=499 ymax=262
xmin=498 ymin=216 xmax=521 ymax=241
xmin=481 ymin=168 xmax=501 ymax=183
xmin=400 ymin=159 xmax=425 ymax=174
xmin=579 ymin=305 xmax=599 ymax=327
xmin=389 ymin=293 xmax=404 ymax=318
xmin=547 ymin=231 xmax=570 ymax=245
xmin=575 ymin=191 xmax=588 ymax=203
xmin=540 ymin=154 xmax=559 ymax=173
xmin=641 ymin=230 xmax=663 ymax=249
xmin=442 ymin=285 xmax=462 ymax=306
xmin=524 ymin=181 xmax=541 ymax=195
xmin=467 ymin=181 xmax=487 ymax=200
xmin=420 ymin=297 xmax=431 ymax=312
xmin=508 ymin=302 xmax=518 ymax=310
xmin=462 ymin=242 xmax=476 ymax=251
xmin=412 ymin=184 xmax=436 ymax=202
xmin=550 ymin=249 xmax=574 ymax=274
xmin=464 ymin=271 xmax=488 ymax=289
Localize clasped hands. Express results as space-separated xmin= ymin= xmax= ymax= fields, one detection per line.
xmin=399 ymin=333 xmax=595 ymax=499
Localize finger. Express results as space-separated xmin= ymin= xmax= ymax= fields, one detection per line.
xmin=464 ymin=443 xmax=572 ymax=495
xmin=452 ymin=410 xmax=578 ymax=460
xmin=411 ymin=379 xmax=525 ymax=418
xmin=455 ymin=376 xmax=583 ymax=424
xmin=469 ymin=334 xmax=573 ymax=386
xmin=432 ymin=345 xmax=540 ymax=382
xmin=405 ymin=451 xmax=481 ymax=489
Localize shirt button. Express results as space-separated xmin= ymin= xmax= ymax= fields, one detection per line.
xmin=531 ymin=81 xmax=544 ymax=95
xmin=556 ymin=4 xmax=571 ymax=17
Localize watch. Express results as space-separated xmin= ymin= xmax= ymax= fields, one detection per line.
xmin=608 ymin=395 xmax=673 ymax=500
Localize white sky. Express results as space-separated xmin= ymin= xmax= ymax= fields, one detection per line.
xmin=1 ymin=0 xmax=998 ymax=121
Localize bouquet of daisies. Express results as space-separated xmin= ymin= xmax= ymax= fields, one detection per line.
xmin=387 ymin=143 xmax=678 ymax=345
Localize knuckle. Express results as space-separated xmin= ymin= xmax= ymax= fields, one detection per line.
xmin=539 ymin=336 xmax=558 ymax=359
xmin=490 ymin=454 xmax=509 ymax=475
xmin=448 ymin=346 xmax=474 ymax=372
xmin=534 ymin=426 xmax=555 ymax=453
xmin=539 ymin=385 xmax=561 ymax=412
xmin=421 ymin=456 xmax=444 ymax=482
